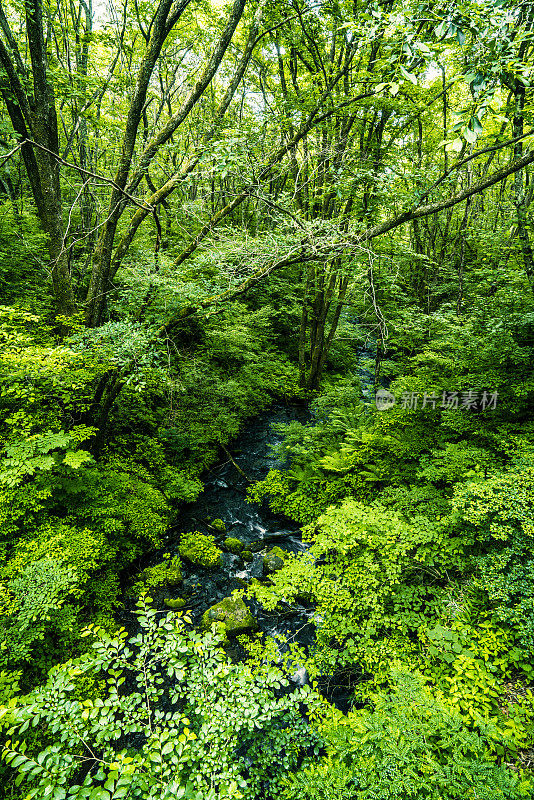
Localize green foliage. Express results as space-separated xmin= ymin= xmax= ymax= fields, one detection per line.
xmin=178 ymin=532 xmax=223 ymax=569
xmin=1 ymin=0 xmax=534 ymax=795
xmin=452 ymin=450 xmax=534 ymax=654
xmin=0 ymin=232 xmax=308 ymax=693
xmin=69 ymin=322 xmax=161 ymax=391
xmin=1 ymin=600 xmax=320 ymax=800
xmin=247 ymin=468 xmax=349 ymax=524
xmin=379 ymin=483 xmax=451 ymax=519
xmin=0 ymin=428 xmax=94 ymax=488
xmin=282 ymin=671 xmax=531 ymax=800
xmin=0 ymin=558 xmax=78 ymax=665
xmin=149 ymin=304 xmax=301 ymax=468
xmin=250 ymin=499 xmax=445 ymax=674
xmin=0 ymin=436 xmax=172 ymax=675
xmin=0 ymin=207 xmax=48 ymax=306
xmin=0 ymin=307 xmax=108 ymax=437
xmin=417 ymin=442 xmax=501 ymax=485
xmin=77 ymin=463 xmax=171 ymax=546
xmin=418 ymin=617 xmax=528 ymax=726
xmin=248 ymin=390 xmax=441 ymax=523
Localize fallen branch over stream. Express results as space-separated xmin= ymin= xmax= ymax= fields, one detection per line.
xmin=221 ymin=444 xmax=253 ymax=482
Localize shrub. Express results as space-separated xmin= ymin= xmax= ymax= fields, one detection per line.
xmin=282 ymin=671 xmax=532 ymax=800
xmin=178 ymin=532 xmax=223 ymax=569
xmin=1 ymin=600 xmax=321 ymax=800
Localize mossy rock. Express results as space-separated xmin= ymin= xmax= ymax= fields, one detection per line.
xmin=201 ymin=596 xmax=258 ymax=636
xmin=164 ymin=597 xmax=186 ymax=609
xmin=241 ymin=550 xmax=254 ymax=562
xmin=263 ymin=546 xmax=289 ymax=575
xmin=127 ymin=556 xmax=182 ymax=598
xmin=211 ymin=518 xmax=226 ymax=533
xmin=178 ymin=531 xmax=223 ymax=569
xmin=223 ymin=537 xmax=244 ymax=554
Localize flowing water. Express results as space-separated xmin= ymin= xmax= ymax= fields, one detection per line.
xmin=165 ymin=402 xmax=316 ymax=652
xmin=124 ymin=350 xmax=377 ymax=708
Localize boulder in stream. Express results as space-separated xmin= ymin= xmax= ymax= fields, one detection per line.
xmin=178 ymin=531 xmax=223 ymax=569
xmin=201 ymin=596 xmax=258 ymax=635
xmin=127 ymin=556 xmax=182 ymax=599
xmin=164 ymin=597 xmax=186 ymax=609
xmin=223 ymin=537 xmax=244 ymax=554
xmin=263 ymin=546 xmax=289 ymax=575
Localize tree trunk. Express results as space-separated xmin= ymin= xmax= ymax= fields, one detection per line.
xmin=512 ymin=83 xmax=534 ymax=289
xmin=0 ymin=0 xmax=77 ymax=316
xmin=84 ymin=0 xmax=247 ymax=327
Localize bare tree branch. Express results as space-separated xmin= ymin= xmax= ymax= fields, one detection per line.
xmin=20 ymin=138 xmax=154 ymax=210
xmin=359 ymin=147 xmax=534 ymax=243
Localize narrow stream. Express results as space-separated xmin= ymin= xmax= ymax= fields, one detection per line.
xmin=166 ymin=402 xmax=316 ymax=650
xmin=124 ymin=345 xmax=377 ymax=708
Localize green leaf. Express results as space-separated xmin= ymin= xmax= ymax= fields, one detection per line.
xmin=446 ymin=138 xmax=463 ymax=153
xmin=471 ymin=115 xmax=483 ymax=134
xmin=399 ymin=65 xmax=417 ymax=85
xmin=63 ymin=450 xmax=92 ymax=469
xmin=463 ymin=126 xmax=477 ymax=144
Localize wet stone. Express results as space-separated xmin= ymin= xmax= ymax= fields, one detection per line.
xmin=263 ymin=546 xmax=289 ymax=575
xmin=168 ymin=405 xmax=317 ymax=646
xmin=223 ymin=537 xmax=244 ymax=554
xmin=201 ymin=596 xmax=258 ymax=636
xmin=249 ymin=557 xmax=265 ymax=579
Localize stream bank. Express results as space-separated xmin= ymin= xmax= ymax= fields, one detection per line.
xmin=155 ymin=403 xmax=315 ymax=646
xmin=123 ymin=351 xmax=377 ymax=710
xmin=121 ymin=401 xmax=346 ymax=701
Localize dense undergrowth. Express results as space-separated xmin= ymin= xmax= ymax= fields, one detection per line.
xmin=1 ymin=0 xmax=534 ymax=794
xmin=1 ymin=231 xmax=533 ymax=799
xmin=245 ymin=274 xmax=534 ymax=798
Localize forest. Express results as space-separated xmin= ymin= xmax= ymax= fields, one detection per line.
xmin=0 ymin=0 xmax=533 ymax=796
